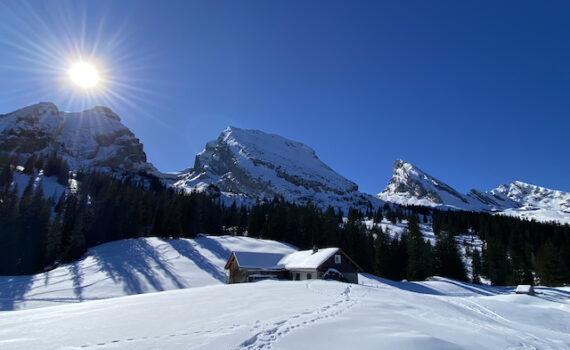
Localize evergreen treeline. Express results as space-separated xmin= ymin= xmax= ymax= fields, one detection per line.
xmin=0 ymin=156 xmax=227 ymax=275
xmin=1 ymin=155 xmax=569 ymax=286
xmin=431 ymin=210 xmax=570 ymax=286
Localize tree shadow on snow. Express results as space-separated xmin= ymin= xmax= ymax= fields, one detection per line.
xmin=194 ymin=236 xmax=232 ymax=261
xmin=69 ymin=262 xmax=84 ymax=301
xmin=0 ymin=274 xmax=35 ymax=311
xmin=92 ymin=239 xmax=187 ymax=295
xmin=162 ymin=239 xmax=227 ymax=283
xmin=360 ymin=274 xmax=517 ymax=297
xmin=360 ymin=273 xmax=445 ymax=296
xmin=429 ymin=277 xmax=509 ymax=296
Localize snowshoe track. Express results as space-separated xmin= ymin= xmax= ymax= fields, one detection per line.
xmin=236 ymin=284 xmax=358 ymax=350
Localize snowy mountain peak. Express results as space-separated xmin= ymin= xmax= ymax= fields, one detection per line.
xmin=378 ymin=159 xmax=471 ymax=208
xmin=490 ymin=181 xmax=570 ymax=213
xmin=0 ymin=102 xmax=157 ymax=175
xmin=173 ymin=126 xmax=380 ymax=211
xmin=377 ymin=159 xmax=569 ymax=223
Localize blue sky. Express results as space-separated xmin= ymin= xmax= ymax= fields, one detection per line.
xmin=1 ymin=1 xmax=569 ymax=194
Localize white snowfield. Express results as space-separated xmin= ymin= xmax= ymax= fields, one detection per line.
xmin=0 ymin=235 xmax=296 ymax=311
xmin=0 ymin=277 xmax=568 ymax=349
xmin=1 ymin=236 xmax=569 ymax=349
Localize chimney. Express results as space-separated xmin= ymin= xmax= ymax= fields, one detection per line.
xmin=312 ymin=245 xmax=318 ymax=254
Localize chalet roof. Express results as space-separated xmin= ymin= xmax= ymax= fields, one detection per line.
xmin=232 ymin=251 xmax=287 ymax=270
xmin=278 ymin=248 xmax=339 ymax=270
xmin=226 ymin=247 xmax=361 ymax=272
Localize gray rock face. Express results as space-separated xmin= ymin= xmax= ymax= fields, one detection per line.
xmin=378 ymin=160 xmax=471 ymax=208
xmin=173 ymin=126 xmax=380 ymax=211
xmin=0 ymin=102 xmax=157 ymax=174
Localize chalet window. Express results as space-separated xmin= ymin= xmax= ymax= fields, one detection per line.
xmin=307 ymin=273 xmax=312 ymax=279
xmin=334 ymin=254 xmax=341 ymax=264
xmin=294 ymin=273 xmax=300 ymax=280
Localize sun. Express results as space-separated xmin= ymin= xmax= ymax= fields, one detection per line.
xmin=69 ymin=62 xmax=100 ymax=88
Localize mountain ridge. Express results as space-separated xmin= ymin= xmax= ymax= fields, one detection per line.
xmin=0 ymin=102 xmax=158 ymax=176
xmin=2 ymin=103 xmax=569 ymax=223
xmin=171 ymin=125 xmax=380 ymax=211
xmin=378 ymin=159 xmax=570 ymax=223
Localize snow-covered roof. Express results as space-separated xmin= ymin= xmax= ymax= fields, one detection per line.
xmin=232 ymin=252 xmax=287 ymax=270
xmin=229 ymin=248 xmax=342 ymax=271
xmin=278 ymin=248 xmax=339 ymax=270
xmin=515 ymin=285 xmax=535 ymax=294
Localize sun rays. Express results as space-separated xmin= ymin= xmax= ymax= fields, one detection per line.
xmin=0 ymin=1 xmax=167 ymax=125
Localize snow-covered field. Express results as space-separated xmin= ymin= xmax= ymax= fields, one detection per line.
xmin=0 ymin=235 xmax=295 ymax=311
xmin=1 ymin=276 xmax=568 ymax=349
xmin=1 ymin=235 xmax=569 ymax=349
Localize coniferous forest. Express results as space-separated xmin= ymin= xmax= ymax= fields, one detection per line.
xmin=1 ymin=155 xmax=569 ymax=286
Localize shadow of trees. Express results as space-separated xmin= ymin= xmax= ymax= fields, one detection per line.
xmin=162 ymin=239 xmax=227 ymax=283
xmin=92 ymin=239 xmax=187 ymax=294
xmin=0 ymin=275 xmax=35 ymax=311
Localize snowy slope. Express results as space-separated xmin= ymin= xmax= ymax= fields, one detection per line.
xmin=172 ymin=126 xmax=382 ymax=211
xmin=1 ymin=277 xmax=568 ymax=349
xmin=0 ymin=235 xmax=296 ymax=311
xmin=378 ymin=160 xmax=570 ymax=224
xmin=0 ymin=103 xmax=158 ymax=175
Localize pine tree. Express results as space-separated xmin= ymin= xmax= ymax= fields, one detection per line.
xmin=472 ymin=249 xmax=482 ymax=284
xmin=405 ymin=215 xmax=433 ymax=281
xmin=45 ymin=212 xmax=64 ymax=265
xmin=433 ymin=231 xmax=467 ymax=281
xmin=374 ymin=226 xmax=392 ymax=278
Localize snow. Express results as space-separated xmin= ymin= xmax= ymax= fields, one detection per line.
xmin=378 ymin=159 xmax=483 ymax=211
xmin=0 ymin=103 xmax=158 ymax=175
xmin=172 ymin=126 xmax=383 ymax=212
xmin=1 ymin=276 xmax=568 ymax=349
xmin=278 ymin=248 xmax=339 ymax=270
xmin=232 ymin=248 xmax=344 ymax=271
xmin=1 ymin=235 xmax=569 ymax=349
xmin=11 ymin=170 xmax=68 ymax=199
xmin=378 ymin=160 xmax=570 ymax=225
xmin=515 ymin=285 xmax=535 ymax=294
xmin=0 ymin=235 xmax=296 ymax=311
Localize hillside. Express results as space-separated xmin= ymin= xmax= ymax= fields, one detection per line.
xmin=1 ymin=235 xmax=569 ymax=349
xmin=0 ymin=235 xmax=295 ymax=311
xmin=1 ymin=276 xmax=568 ymax=349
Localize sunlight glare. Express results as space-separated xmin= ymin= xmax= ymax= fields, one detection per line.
xmin=69 ymin=62 xmax=99 ymax=88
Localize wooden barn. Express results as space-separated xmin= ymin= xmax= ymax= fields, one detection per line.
xmin=224 ymin=247 xmax=362 ymax=284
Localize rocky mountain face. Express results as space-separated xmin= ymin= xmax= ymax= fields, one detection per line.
xmin=378 ymin=160 xmax=570 ymax=224
xmin=377 ymin=160 xmax=476 ymax=209
xmin=172 ymin=126 xmax=381 ymax=211
xmin=0 ymin=103 xmax=158 ymax=175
